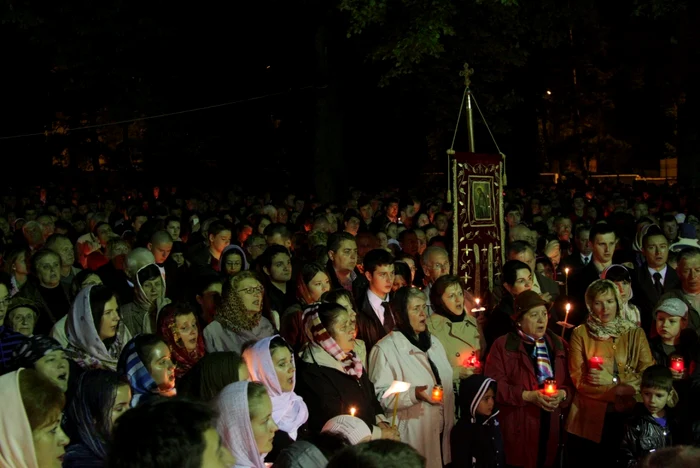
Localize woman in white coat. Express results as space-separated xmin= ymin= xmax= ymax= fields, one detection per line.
xmin=369 ymin=286 xmax=455 ymax=468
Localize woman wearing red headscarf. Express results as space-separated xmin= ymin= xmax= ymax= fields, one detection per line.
xmin=157 ymin=302 xmax=206 ymax=380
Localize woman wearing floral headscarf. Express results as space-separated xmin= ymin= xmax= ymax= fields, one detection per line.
xmin=204 ymin=271 xmax=275 ymax=354
xmin=243 ymin=335 xmax=309 ymax=462
xmin=117 ymin=334 xmax=176 ymax=407
xmin=65 ymin=285 xmax=131 ymax=371
xmin=12 ymin=335 xmax=74 ymax=394
xmin=566 ymin=279 xmax=654 ymax=468
xmin=157 ymin=302 xmax=205 ymax=380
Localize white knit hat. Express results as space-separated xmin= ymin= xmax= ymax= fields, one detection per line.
xmin=321 ymin=415 xmax=372 ymax=445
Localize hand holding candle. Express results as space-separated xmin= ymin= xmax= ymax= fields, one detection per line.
xmin=431 ymin=385 xmax=443 ymax=402
xmin=542 ymin=378 xmax=557 ymax=396
xmin=670 ymin=356 xmax=685 ymax=379
xmin=589 ymin=356 xmax=604 ymax=370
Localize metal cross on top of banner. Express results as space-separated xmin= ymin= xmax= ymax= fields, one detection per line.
xmin=447 ymin=62 xmax=508 ymax=302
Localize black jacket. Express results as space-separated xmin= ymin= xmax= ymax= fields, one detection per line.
xmin=295 ymin=348 xmax=384 ymax=436
xmin=355 ymin=287 xmax=395 ymax=352
xmin=451 ymin=375 xmax=504 ymax=468
xmin=618 ymin=403 xmax=676 ymax=468
xmin=632 ymin=265 xmax=681 ymax=335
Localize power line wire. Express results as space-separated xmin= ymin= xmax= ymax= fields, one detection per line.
xmin=0 ymin=85 xmax=319 ymax=141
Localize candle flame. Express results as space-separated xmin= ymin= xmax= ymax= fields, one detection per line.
xmin=566 ymin=303 xmax=571 ymax=312
xmin=565 ymin=267 xmax=570 ymax=275
xmin=475 ymin=298 xmax=480 ymax=305
xmin=350 ymin=407 xmax=356 ymax=417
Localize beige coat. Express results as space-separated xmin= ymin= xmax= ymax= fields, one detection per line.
xmin=369 ymin=332 xmax=455 ymax=468
xmin=566 ymin=325 xmax=654 ymax=443
xmin=427 ymin=313 xmax=483 ymax=386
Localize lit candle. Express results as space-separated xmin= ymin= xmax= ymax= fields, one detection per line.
xmin=475 ymin=298 xmax=481 ymax=306
xmin=671 ymin=356 xmax=685 ymax=373
xmin=464 ymin=355 xmax=480 ymax=368
xmin=431 ymin=385 xmax=443 ymax=402
xmin=543 ymin=378 xmax=557 ymax=396
xmin=589 ymin=356 xmax=603 ymax=370
xmin=350 ymin=407 xmax=357 ymax=417
xmin=564 ymin=268 xmax=570 ymax=296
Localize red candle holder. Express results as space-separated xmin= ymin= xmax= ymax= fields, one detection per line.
xmin=464 ymin=355 xmax=480 ymax=368
xmin=671 ymin=356 xmax=685 ymax=373
xmin=431 ymin=385 xmax=443 ymax=402
xmin=542 ymin=379 xmax=557 ymax=396
xmin=589 ymin=356 xmax=603 ymax=370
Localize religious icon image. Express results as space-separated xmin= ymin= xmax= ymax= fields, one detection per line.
xmin=472 ymin=181 xmax=492 ymax=221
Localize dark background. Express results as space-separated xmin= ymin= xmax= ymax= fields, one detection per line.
xmin=1 ymin=0 xmax=698 ymax=199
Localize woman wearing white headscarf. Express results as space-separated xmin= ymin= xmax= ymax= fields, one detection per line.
xmin=0 ymin=369 xmax=70 ymax=468
xmin=601 ymin=264 xmax=641 ymax=327
xmin=65 ymin=285 xmax=131 ymax=371
xmin=215 ymin=381 xmax=279 ymax=468
xmin=243 ymin=336 xmax=308 ymax=462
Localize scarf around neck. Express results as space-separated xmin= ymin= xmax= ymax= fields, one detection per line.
xmin=303 ymin=305 xmax=363 ymax=380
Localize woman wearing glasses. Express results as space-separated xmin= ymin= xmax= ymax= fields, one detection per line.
xmin=204 ymin=271 xmax=275 ymax=354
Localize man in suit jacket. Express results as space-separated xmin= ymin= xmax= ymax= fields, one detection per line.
xmin=569 ymin=224 xmax=618 ymax=312
xmin=632 ymin=228 xmax=681 ymax=334
xmin=561 ymin=225 xmax=593 ymax=275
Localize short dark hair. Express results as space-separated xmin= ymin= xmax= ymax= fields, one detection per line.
xmin=259 ymin=244 xmax=291 ymax=271
xmin=327 ymin=440 xmax=426 ymax=468
xmin=642 ymin=226 xmax=666 ymax=248
xmin=363 ymin=249 xmax=395 ymax=275
xmin=641 ymin=365 xmax=673 ymax=393
xmin=502 ymin=260 xmax=531 ymax=286
xmin=589 ymin=223 xmax=617 ymax=242
xmin=107 ymin=399 xmax=216 ymax=468
xmin=661 ymin=214 xmax=678 ymax=225
xmin=328 ymin=232 xmax=356 ymax=253
xmin=208 ymin=220 xmax=233 ymax=238
xmin=507 ymin=240 xmax=534 ymax=258
xmin=263 ymin=223 xmax=291 ymax=240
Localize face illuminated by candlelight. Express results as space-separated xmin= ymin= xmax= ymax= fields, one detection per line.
xmin=591 ymin=289 xmax=618 ymax=324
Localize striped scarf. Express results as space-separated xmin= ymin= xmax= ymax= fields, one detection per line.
xmin=303 ymin=305 xmax=363 ymax=380
xmin=517 ymin=330 xmax=553 ymax=384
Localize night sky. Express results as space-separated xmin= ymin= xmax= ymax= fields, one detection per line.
xmin=1 ymin=0 xmax=698 ymax=194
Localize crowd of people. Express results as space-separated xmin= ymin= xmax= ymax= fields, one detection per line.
xmin=1 ymin=181 xmax=700 ymax=468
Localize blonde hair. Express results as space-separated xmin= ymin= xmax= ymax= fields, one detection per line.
xmin=585 ymin=279 xmax=621 ymax=313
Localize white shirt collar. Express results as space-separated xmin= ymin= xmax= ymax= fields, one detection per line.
xmin=367 ymin=288 xmax=389 ymax=323
xmin=648 ymin=265 xmax=668 ymax=284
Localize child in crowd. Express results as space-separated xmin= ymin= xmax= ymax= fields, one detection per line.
xmin=451 ymin=375 xmax=505 ymax=467
xmin=618 ymin=366 xmax=677 ymax=467
xmin=649 ymin=298 xmax=695 ymax=372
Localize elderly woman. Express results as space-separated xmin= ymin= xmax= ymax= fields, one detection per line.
xmin=16 ymin=249 xmax=71 ymax=335
xmin=296 ymin=303 xmax=397 ymax=441
xmin=6 ymin=298 xmax=40 ymax=337
xmin=566 ymin=279 xmax=654 ymax=467
xmin=204 ymin=271 xmax=275 ymax=354
xmin=484 ymin=290 xmax=572 ymax=468
xmin=427 ymin=275 xmax=483 ymax=393
xmin=369 ymin=287 xmax=454 ymax=468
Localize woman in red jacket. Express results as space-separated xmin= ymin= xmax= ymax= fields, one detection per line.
xmin=484 ymin=290 xmax=573 ymax=468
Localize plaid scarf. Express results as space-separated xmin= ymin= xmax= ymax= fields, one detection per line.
xmin=303 ymin=305 xmax=363 ymax=380
xmin=517 ymin=329 xmax=553 ymax=384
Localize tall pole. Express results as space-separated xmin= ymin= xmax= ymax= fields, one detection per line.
xmin=461 ymin=63 xmax=476 ymax=152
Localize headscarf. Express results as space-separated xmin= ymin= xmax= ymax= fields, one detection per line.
xmin=216 ymin=381 xmax=267 ymax=468
xmin=118 ymin=336 xmax=176 ymax=407
xmin=134 ymin=263 xmax=168 ymax=310
xmin=219 ymin=245 xmax=250 ymax=273
xmin=0 ymin=370 xmax=39 ymax=468
xmin=321 ymin=415 xmax=372 ymax=445
xmin=585 ymin=279 xmax=637 ymax=340
xmin=243 ymin=336 xmax=308 ymax=440
xmin=65 ymin=286 xmax=131 ymax=371
xmin=177 ymin=351 xmax=245 ymax=402
xmin=632 ymin=223 xmax=653 ymax=253
xmin=157 ymin=306 xmax=205 ymax=379
xmin=392 ymin=288 xmax=442 ymax=386
xmin=63 ymin=370 xmax=121 ymax=467
xmin=601 ymin=264 xmax=641 ymax=326
xmin=216 ymin=272 xmax=263 ymax=332
xmin=12 ymin=335 xmax=63 ymax=370
xmin=303 ymin=304 xmax=363 ymax=379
